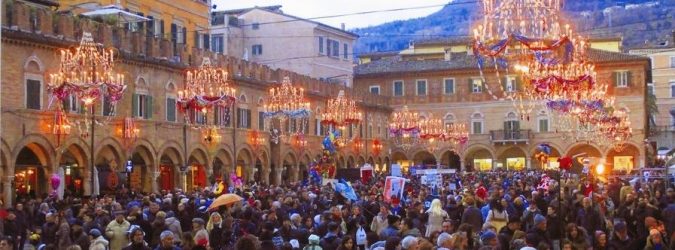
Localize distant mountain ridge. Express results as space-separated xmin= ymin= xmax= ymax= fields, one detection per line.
xmin=350 ymin=0 xmax=674 ymax=55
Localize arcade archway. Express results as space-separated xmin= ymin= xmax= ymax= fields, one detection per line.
xmin=464 ymin=145 xmax=494 ymax=172
xmin=187 ymin=148 xmax=208 ymax=192
xmin=14 ymin=144 xmax=51 ymax=198
xmin=129 ymin=145 xmax=154 ymax=193
xmin=282 ymin=152 xmax=298 ymax=184
xmin=412 ymin=150 xmax=436 ymax=167
xmin=497 ymin=146 xmax=527 ymax=171
xmin=236 ymin=148 xmax=253 ymax=183
xmin=440 ymin=150 xmax=461 ymax=170
xmin=606 ymin=143 xmax=640 ymax=173
xmin=58 ymin=143 xmax=87 ymax=196
xmin=565 ymin=144 xmax=603 ymax=173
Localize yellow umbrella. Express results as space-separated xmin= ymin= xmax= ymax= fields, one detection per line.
xmin=208 ymin=193 xmax=243 ymax=210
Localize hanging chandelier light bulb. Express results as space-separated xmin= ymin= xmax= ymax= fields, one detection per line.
xmin=177 ymin=57 xmax=236 ymax=126
xmin=389 ymin=106 xmax=420 ymax=151
xmin=262 ymin=76 xmax=311 ymax=144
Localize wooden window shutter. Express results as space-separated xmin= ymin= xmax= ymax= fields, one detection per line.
xmin=468 ymin=78 xmax=472 ymax=93
xmin=246 ymin=109 xmax=251 ymax=128
xmin=182 ymin=27 xmax=187 ymax=44
xmin=194 ymin=31 xmax=200 ymax=48
xmin=612 ymin=72 xmax=619 ymax=86
xmin=502 ymin=77 xmax=507 ymax=91
xmin=170 ymin=24 xmax=177 ymax=41
xmin=26 ymin=79 xmax=41 ymax=109
xmin=203 ymin=34 xmax=210 ymax=50
xmin=136 ymin=12 xmax=144 ymax=30
xmin=515 ymin=75 xmax=523 ymax=92
xmin=144 ymin=95 xmax=153 ymax=119
xmin=132 ymin=94 xmax=139 ymax=117
xmin=160 ymin=20 xmax=165 ymax=37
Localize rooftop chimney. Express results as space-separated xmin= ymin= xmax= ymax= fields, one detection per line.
xmin=444 ymin=48 xmax=452 ymax=61
xmin=341 ymin=23 xmax=345 ymax=30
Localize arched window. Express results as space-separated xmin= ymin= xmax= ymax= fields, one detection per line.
xmin=471 ymin=112 xmax=484 ymax=134
xmin=444 ymin=113 xmax=455 ymax=128
xmin=165 ymin=81 xmax=177 ymax=122
xmin=24 ymin=56 xmax=44 ymax=110
xmin=537 ymin=110 xmax=549 ymax=133
xmin=133 ymin=77 xmax=153 ymax=120
xmin=504 ymin=111 xmax=520 ymax=136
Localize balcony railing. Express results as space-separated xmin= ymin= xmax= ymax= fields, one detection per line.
xmin=490 ymin=129 xmax=531 ymax=143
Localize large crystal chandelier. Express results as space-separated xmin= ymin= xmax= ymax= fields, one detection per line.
xmin=321 ymin=90 xmax=362 ymax=150
xmin=177 ymin=57 xmax=236 ymax=126
xmin=48 ymin=32 xmax=126 ymax=125
xmin=321 ymin=90 xmax=362 ymax=126
xmin=389 ymin=106 xmax=420 ymax=151
xmin=262 ymin=76 xmax=311 ymax=144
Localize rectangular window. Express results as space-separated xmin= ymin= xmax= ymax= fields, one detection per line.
xmin=211 ymin=35 xmax=224 ymax=54
xmin=671 ymin=82 xmax=675 ymax=98
xmin=647 ymin=83 xmax=654 ymax=96
xmin=505 ymin=76 xmax=516 ymax=92
xmin=318 ymin=37 xmax=324 ymax=54
xmin=26 ymin=79 xmax=41 ymax=110
xmin=615 ymin=71 xmax=630 ymax=87
xmin=237 ymin=108 xmax=251 ymax=128
xmin=252 ymin=44 xmax=263 ymax=55
xmin=132 ymin=94 xmax=153 ymax=119
xmin=252 ymin=22 xmax=260 ymax=30
xmin=472 ymin=79 xmax=483 ymax=93
xmin=671 ymin=56 xmax=675 ymax=68
xmin=369 ymin=86 xmax=380 ymax=95
xmin=444 ymin=78 xmax=455 ymax=94
xmin=539 ymin=118 xmax=549 ymax=133
xmin=315 ymin=119 xmax=321 ymax=136
xmin=102 ymin=96 xmax=113 ymax=116
xmin=259 ymin=112 xmax=265 ymax=130
xmin=213 ymin=106 xmax=230 ymax=127
xmin=64 ymin=94 xmax=81 ymax=114
xmin=327 ymin=39 xmax=339 ymax=57
xmin=343 ymin=43 xmax=349 ymax=59
xmin=153 ymin=17 xmax=162 ymax=37
xmin=472 ymin=121 xmax=482 ymax=134
xmin=166 ymin=98 xmax=176 ymax=122
xmin=416 ymin=80 xmax=427 ymax=96
xmin=393 ymin=80 xmax=404 ymax=96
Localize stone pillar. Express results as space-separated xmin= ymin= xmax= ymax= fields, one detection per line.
xmin=492 ymin=159 xmax=498 ymax=171
xmin=261 ymin=168 xmax=270 ymax=185
xmin=459 ymin=159 xmax=465 ymax=172
xmin=151 ymin=171 xmax=160 ymax=194
xmin=3 ymin=176 xmax=14 ymax=207
xmin=274 ymin=167 xmax=283 ymax=186
xmin=526 ymin=157 xmax=532 ymax=170
xmin=83 ymin=173 xmax=91 ymax=196
xmin=293 ymin=164 xmax=300 ymax=182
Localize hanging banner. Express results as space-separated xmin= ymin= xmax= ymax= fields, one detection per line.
xmin=391 ymin=164 xmax=402 ymax=177
xmin=420 ymin=169 xmax=442 ymax=189
xmin=383 ymin=176 xmax=406 ymax=203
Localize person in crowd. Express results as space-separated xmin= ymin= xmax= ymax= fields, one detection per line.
xmin=644 ymin=229 xmax=665 ymax=250
xmin=593 ymin=230 xmax=608 ymax=250
xmin=123 ymin=226 xmax=152 ymax=250
xmin=320 ymin=222 xmax=342 ymax=250
xmin=371 ymin=205 xmax=390 ymax=236
xmin=106 ymin=209 xmax=132 ymax=250
xmin=486 ymin=198 xmax=508 ymax=233
xmin=155 ymin=230 xmax=181 ymax=250
xmin=498 ymin=216 xmax=521 ymax=250
xmin=379 ymin=215 xmax=400 ymax=240
xmin=89 ymin=228 xmax=109 ymax=250
xmin=425 ymin=199 xmax=448 ymax=237
xmin=565 ymin=223 xmax=591 ymax=250
xmin=461 ymin=197 xmax=482 ymax=233
xmin=336 ymin=235 xmax=355 ymax=250
xmin=191 ymin=218 xmax=209 ymax=248
xmin=304 ymin=234 xmax=322 ymax=250
xmin=401 ymin=218 xmax=421 ymax=238
xmin=400 ymin=235 xmax=418 ymax=250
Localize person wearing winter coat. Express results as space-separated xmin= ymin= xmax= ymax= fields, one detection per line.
xmin=644 ymin=229 xmax=666 ymax=250
xmin=155 ymin=230 xmax=181 ymax=250
xmin=191 ymin=218 xmax=209 ymax=247
xmin=56 ymin=212 xmax=73 ymax=249
xmin=460 ymin=197 xmax=483 ymax=233
xmin=320 ymin=222 xmax=342 ymax=250
xmin=123 ymin=226 xmax=152 ymax=250
xmin=164 ymin=214 xmax=182 ymax=245
xmin=106 ymin=210 xmax=132 ymax=250
xmin=88 ymin=229 xmax=109 ymax=250
xmin=370 ymin=206 xmax=389 ymax=236
xmin=608 ymin=221 xmax=637 ymax=250
xmin=206 ymin=212 xmax=226 ymax=250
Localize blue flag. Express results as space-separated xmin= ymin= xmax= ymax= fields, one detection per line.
xmin=336 ymin=179 xmax=359 ymax=201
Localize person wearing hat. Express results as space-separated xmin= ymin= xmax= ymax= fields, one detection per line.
xmin=304 ymin=234 xmax=322 ymax=250
xmin=498 ymin=215 xmax=521 ymax=250
xmin=480 ymin=231 xmax=498 ymax=248
xmin=40 ymin=212 xmax=59 ymax=247
xmin=526 ymin=214 xmax=550 ymax=248
xmin=156 ymin=230 xmax=180 ymax=250
xmin=89 ymin=228 xmax=109 ymax=250
xmin=192 ymin=218 xmax=209 ymax=247
xmin=609 ymin=221 xmax=637 ymax=249
xmin=105 ymin=209 xmax=131 ymax=250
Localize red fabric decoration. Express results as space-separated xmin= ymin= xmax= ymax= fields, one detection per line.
xmin=558 ymin=157 xmax=573 ymax=171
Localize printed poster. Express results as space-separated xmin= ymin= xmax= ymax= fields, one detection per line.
xmin=384 ymin=176 xmax=406 ymax=203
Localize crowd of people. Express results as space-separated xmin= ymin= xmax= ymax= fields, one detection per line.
xmin=0 ymin=169 xmax=673 ymax=250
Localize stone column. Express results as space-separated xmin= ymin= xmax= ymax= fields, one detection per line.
xmin=526 ymin=157 xmax=532 ymax=170
xmin=274 ymin=167 xmax=284 ymax=186
xmin=3 ymin=176 xmax=14 ymax=207
xmin=492 ymin=159 xmax=498 ymax=171
xmin=83 ymin=173 xmax=91 ymax=196
xmin=459 ymin=159 xmax=465 ymax=172
xmin=261 ymin=168 xmax=270 ymax=185
xmin=151 ymin=171 xmax=160 ymax=194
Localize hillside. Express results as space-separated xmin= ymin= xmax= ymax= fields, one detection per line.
xmin=351 ymin=0 xmax=674 ymax=55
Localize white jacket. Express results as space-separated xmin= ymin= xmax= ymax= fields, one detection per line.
xmin=89 ymin=236 xmax=109 ymax=250
xmin=105 ymin=220 xmax=131 ymax=250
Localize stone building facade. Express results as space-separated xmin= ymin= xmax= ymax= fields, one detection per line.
xmin=210 ymin=6 xmax=358 ymax=86
xmin=354 ymin=39 xmax=651 ymax=173
xmin=0 ymin=1 xmax=390 ymax=205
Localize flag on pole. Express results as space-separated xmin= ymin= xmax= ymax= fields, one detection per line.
xmin=335 ymin=179 xmax=359 ymax=201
